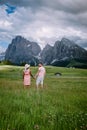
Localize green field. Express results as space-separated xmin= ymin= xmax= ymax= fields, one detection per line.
xmin=0 ymin=65 xmax=87 ymax=130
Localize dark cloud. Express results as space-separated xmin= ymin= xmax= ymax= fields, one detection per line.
xmin=76 ymin=39 xmax=87 ymax=48
xmin=0 ymin=0 xmax=87 ymax=14
xmin=0 ymin=0 xmax=87 ymax=50
xmin=66 ymin=36 xmax=87 ymax=49
xmin=1 ymin=0 xmax=87 ymax=31
xmin=0 ymin=0 xmax=42 ymax=10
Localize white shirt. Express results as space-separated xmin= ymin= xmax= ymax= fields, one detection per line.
xmin=38 ymin=66 xmax=45 ymax=77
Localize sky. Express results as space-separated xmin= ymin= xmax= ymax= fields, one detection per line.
xmin=0 ymin=0 xmax=87 ymax=52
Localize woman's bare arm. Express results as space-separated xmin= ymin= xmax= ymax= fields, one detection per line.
xmin=30 ymin=71 xmax=34 ymax=79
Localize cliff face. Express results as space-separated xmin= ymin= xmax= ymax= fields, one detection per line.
xmin=40 ymin=44 xmax=54 ymax=65
xmin=5 ymin=36 xmax=87 ymax=67
xmin=41 ymin=38 xmax=87 ymax=66
xmin=5 ymin=36 xmax=41 ymax=65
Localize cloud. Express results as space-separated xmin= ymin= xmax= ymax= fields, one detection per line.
xmin=0 ymin=46 xmax=6 ymax=53
xmin=76 ymin=39 xmax=87 ymax=48
xmin=0 ymin=0 xmax=87 ymax=13
xmin=0 ymin=0 xmax=87 ymax=50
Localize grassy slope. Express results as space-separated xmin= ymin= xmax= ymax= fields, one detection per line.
xmin=0 ymin=65 xmax=87 ymax=130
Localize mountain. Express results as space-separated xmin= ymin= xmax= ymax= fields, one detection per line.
xmin=52 ymin=38 xmax=87 ymax=61
xmin=5 ymin=36 xmax=41 ymax=65
xmin=5 ymin=36 xmax=87 ymax=68
xmin=41 ymin=38 xmax=87 ymax=68
xmin=40 ymin=44 xmax=53 ymax=65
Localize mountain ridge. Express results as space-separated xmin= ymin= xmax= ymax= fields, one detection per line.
xmin=2 ymin=35 xmax=87 ymax=68
xmin=41 ymin=37 xmax=87 ymax=65
xmin=5 ymin=36 xmax=41 ymax=65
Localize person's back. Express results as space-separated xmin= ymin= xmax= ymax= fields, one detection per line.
xmin=35 ymin=63 xmax=46 ymax=89
xmin=23 ymin=64 xmax=34 ymax=88
xmin=24 ymin=69 xmax=30 ymax=76
xmin=38 ymin=66 xmax=45 ymax=78
xmin=23 ymin=69 xmax=31 ymax=86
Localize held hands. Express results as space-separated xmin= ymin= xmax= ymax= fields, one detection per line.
xmin=32 ymin=75 xmax=36 ymax=79
xmin=32 ymin=75 xmax=35 ymax=79
xmin=34 ymin=75 xmax=36 ymax=79
xmin=34 ymin=74 xmax=38 ymax=79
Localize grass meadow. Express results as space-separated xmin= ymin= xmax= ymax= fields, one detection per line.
xmin=0 ymin=65 xmax=87 ymax=130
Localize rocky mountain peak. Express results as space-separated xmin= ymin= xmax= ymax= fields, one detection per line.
xmin=44 ymin=44 xmax=52 ymax=50
xmin=41 ymin=38 xmax=87 ymax=65
xmin=61 ymin=37 xmax=75 ymax=46
xmin=61 ymin=37 xmax=70 ymax=42
xmin=5 ymin=36 xmax=41 ymax=65
xmin=12 ymin=35 xmax=29 ymax=45
xmin=4 ymin=36 xmax=87 ymax=67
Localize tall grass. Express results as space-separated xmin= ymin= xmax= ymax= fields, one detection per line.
xmin=0 ymin=65 xmax=87 ymax=130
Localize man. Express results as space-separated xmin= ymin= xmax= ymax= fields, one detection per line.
xmin=35 ymin=63 xmax=46 ymax=89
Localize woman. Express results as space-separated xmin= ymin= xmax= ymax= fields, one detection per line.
xmin=23 ymin=64 xmax=34 ymax=88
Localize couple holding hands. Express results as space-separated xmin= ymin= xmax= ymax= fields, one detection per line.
xmin=23 ymin=63 xmax=46 ymax=89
